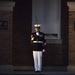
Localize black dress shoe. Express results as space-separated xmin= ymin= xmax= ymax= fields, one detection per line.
xmin=35 ymin=71 xmax=41 ymax=73
xmin=35 ymin=71 xmax=38 ymax=73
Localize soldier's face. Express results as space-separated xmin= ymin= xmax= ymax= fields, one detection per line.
xmin=35 ymin=27 xmax=40 ymax=32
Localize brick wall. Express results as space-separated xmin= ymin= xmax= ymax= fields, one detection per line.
xmin=69 ymin=11 xmax=75 ymax=65
xmin=0 ymin=11 xmax=13 ymax=65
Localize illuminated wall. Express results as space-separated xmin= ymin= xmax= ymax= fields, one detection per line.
xmin=32 ymin=0 xmax=61 ymax=39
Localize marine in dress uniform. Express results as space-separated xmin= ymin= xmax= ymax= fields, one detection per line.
xmin=31 ymin=24 xmax=46 ymax=72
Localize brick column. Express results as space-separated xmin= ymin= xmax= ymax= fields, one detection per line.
xmin=0 ymin=1 xmax=15 ymax=72
xmin=67 ymin=2 xmax=75 ymax=72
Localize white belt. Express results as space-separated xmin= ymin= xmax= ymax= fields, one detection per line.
xmin=33 ymin=41 xmax=43 ymax=43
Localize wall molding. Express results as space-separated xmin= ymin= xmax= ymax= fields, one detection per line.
xmin=0 ymin=1 xmax=15 ymax=11
xmin=67 ymin=2 xmax=75 ymax=11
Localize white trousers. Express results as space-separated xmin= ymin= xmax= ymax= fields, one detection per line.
xmin=33 ymin=51 xmax=42 ymax=71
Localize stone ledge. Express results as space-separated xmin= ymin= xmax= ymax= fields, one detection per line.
xmin=46 ymin=39 xmax=62 ymax=44
xmin=14 ymin=66 xmax=75 ymax=72
xmin=67 ymin=66 xmax=75 ymax=72
xmin=0 ymin=65 xmax=13 ymax=72
xmin=14 ymin=66 xmax=67 ymax=72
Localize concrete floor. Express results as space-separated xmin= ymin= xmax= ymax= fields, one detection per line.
xmin=0 ymin=71 xmax=75 ymax=75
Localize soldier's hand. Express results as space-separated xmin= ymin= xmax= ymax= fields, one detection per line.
xmin=31 ymin=35 xmax=34 ymax=41
xmin=44 ymin=43 xmax=46 ymax=45
xmin=42 ymin=49 xmax=45 ymax=52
